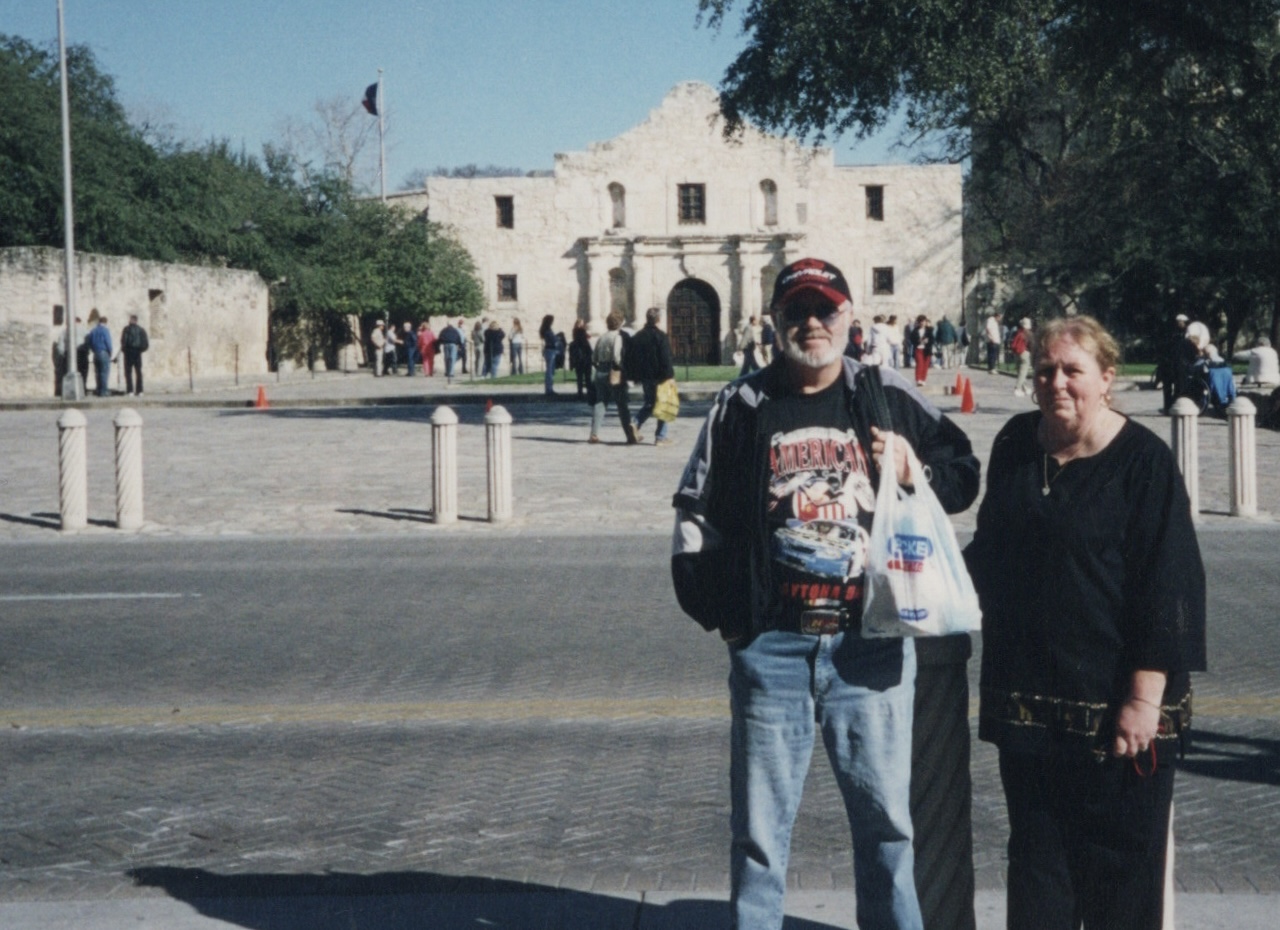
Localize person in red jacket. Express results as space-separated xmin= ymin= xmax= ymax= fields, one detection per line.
xmin=1011 ymin=317 xmax=1033 ymax=396
xmin=417 ymin=321 xmax=437 ymax=377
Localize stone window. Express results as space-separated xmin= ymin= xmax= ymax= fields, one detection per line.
xmin=495 ymin=196 xmax=514 ymax=229
xmin=609 ymin=182 xmax=626 ymax=228
xmin=760 ymin=179 xmax=778 ymax=226
xmin=497 ymin=274 xmax=518 ymax=301
xmin=678 ymin=183 xmax=706 ymax=225
xmin=148 ymin=289 xmax=166 ymax=339
xmin=866 ymin=185 xmax=885 ymax=221
xmin=872 ymin=267 xmax=895 ymax=295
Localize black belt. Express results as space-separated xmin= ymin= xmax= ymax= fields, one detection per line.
xmin=768 ymin=608 xmax=856 ymax=636
xmin=985 ymin=689 xmax=1193 ymax=742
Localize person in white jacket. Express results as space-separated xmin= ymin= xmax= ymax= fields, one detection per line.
xmin=1234 ymin=336 xmax=1280 ymax=387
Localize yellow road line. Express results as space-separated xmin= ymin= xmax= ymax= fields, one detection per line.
xmin=2 ymin=694 xmax=1275 ymax=731
xmin=1 ymin=698 xmax=731 ymax=730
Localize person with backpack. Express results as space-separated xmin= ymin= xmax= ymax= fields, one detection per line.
xmin=625 ymin=307 xmax=676 ymax=446
xmin=935 ymin=315 xmax=958 ymax=369
xmin=119 ymin=314 xmax=149 ymax=396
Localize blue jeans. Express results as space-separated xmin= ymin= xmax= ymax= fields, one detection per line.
xmin=442 ymin=344 xmax=459 ymax=378
xmin=728 ymin=631 xmax=921 ymax=930
xmin=93 ymin=350 xmax=111 ymax=396
xmin=543 ymin=348 xmax=558 ymax=394
xmin=632 ymin=380 xmax=669 ymax=441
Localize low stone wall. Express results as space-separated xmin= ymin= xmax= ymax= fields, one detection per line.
xmin=0 ymin=247 xmax=269 ymax=398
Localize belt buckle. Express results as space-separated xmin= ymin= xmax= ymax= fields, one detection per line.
xmin=799 ymin=610 xmax=845 ymax=635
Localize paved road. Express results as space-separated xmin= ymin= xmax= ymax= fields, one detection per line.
xmin=1 ymin=534 xmax=1277 ymax=929
xmin=1 ymin=368 xmax=1277 ymax=927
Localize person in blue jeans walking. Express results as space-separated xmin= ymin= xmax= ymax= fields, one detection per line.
xmin=671 ymin=257 xmax=980 ymax=930
xmin=625 ymin=307 xmax=675 ymax=445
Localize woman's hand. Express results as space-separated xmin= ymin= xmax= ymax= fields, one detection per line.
xmin=1113 ymin=697 xmax=1162 ymax=758
xmin=870 ymin=427 xmax=913 ymax=487
xmin=1113 ymin=669 xmax=1168 ymax=758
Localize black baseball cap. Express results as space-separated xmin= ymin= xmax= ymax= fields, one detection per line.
xmin=770 ymin=258 xmax=853 ymax=310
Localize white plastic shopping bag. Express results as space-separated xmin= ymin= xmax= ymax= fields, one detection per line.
xmin=862 ymin=433 xmax=982 ymax=638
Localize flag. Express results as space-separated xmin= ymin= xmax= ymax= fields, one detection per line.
xmin=362 ymin=82 xmax=378 ymax=116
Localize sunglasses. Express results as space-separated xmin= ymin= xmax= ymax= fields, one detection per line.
xmin=777 ymin=302 xmax=846 ymax=326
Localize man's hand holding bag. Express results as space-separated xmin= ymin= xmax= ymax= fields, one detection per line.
xmin=862 ymin=433 xmax=982 ymax=638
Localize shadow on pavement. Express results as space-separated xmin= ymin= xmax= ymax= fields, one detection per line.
xmin=335 ymin=508 xmax=490 ymax=525
xmin=214 ymin=399 xmax=714 ymax=430
xmin=217 ymin=406 xmax=587 ymax=428
xmin=0 ymin=512 xmax=116 ymax=531
xmin=127 ymin=867 xmax=841 ymax=929
xmin=1180 ymin=729 xmax=1280 ymax=786
xmin=0 ymin=513 xmax=60 ymax=531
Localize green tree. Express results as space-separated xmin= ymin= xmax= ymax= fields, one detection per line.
xmin=699 ymin=1 xmax=1280 ymax=347
xmin=1 ymin=33 xmax=484 ymax=365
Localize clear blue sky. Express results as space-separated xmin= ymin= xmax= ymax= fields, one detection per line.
xmin=4 ymin=0 xmax=910 ymax=187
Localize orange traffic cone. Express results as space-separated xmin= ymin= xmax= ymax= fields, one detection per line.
xmin=953 ymin=372 xmax=965 ymax=396
xmin=960 ymin=377 xmax=976 ymax=414
xmin=254 ymin=385 xmax=269 ymax=409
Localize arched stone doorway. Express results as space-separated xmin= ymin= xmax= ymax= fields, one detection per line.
xmin=667 ymin=279 xmax=721 ymax=365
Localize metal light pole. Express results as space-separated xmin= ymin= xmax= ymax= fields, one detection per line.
xmin=57 ymin=0 xmax=84 ymax=400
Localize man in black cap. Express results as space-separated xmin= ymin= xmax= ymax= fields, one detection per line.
xmin=671 ymin=257 xmax=980 ymax=930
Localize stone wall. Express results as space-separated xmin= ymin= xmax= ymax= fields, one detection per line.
xmin=387 ymin=82 xmax=963 ymax=358
xmin=0 ymin=247 xmax=268 ymax=398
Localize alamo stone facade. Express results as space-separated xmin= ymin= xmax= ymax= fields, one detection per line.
xmin=0 ymin=247 xmax=268 ymax=399
xmin=390 ymin=82 xmax=963 ymax=362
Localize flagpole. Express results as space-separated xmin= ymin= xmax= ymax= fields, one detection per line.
xmin=57 ymin=0 xmax=84 ymax=400
xmin=377 ymin=68 xmax=386 ymax=202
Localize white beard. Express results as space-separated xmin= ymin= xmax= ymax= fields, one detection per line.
xmin=780 ymin=332 xmax=846 ymax=369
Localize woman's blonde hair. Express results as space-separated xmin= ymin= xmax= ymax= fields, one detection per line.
xmin=1034 ymin=315 xmax=1120 ymax=372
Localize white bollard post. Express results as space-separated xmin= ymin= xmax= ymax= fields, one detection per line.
xmin=57 ymin=408 xmax=88 ymax=532
xmin=431 ymin=405 xmax=459 ymax=525
xmin=485 ymin=404 xmax=514 ymax=523
xmin=1228 ymin=396 xmax=1258 ymax=518
xmin=113 ymin=408 xmax=144 ymax=530
xmin=1170 ymin=398 xmax=1200 ymax=520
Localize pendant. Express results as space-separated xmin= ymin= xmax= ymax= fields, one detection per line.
xmin=1042 ymin=486 xmax=1050 ymax=496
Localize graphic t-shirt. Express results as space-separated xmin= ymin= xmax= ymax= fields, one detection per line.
xmin=758 ymin=381 xmax=875 ymax=624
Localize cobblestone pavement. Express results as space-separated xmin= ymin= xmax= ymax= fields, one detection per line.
xmin=1 ymin=366 xmax=1277 ymax=540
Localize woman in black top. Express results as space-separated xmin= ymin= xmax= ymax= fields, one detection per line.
xmin=539 ymin=315 xmax=559 ymax=396
xmin=965 ymin=316 xmax=1206 ymax=930
xmin=568 ymin=320 xmax=593 ymax=398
